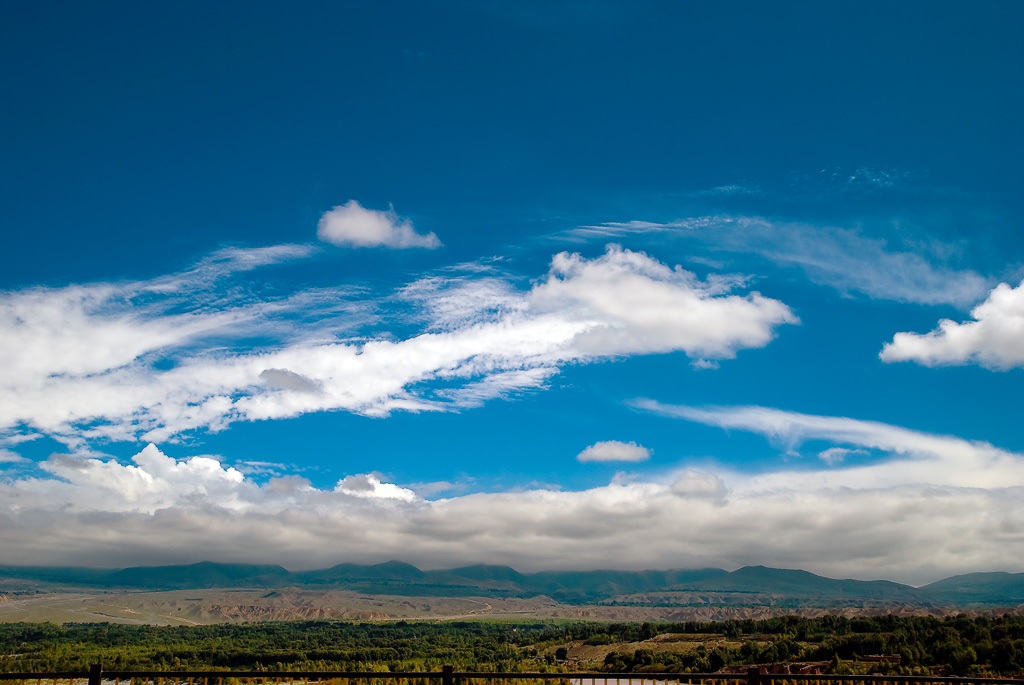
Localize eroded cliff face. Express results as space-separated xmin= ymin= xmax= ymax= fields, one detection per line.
xmin=1 ymin=587 xmax=1020 ymax=626
xmin=201 ymin=604 xmax=390 ymax=622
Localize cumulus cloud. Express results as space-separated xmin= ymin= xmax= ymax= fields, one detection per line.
xmin=28 ymin=444 xmax=248 ymax=512
xmin=317 ymin=200 xmax=441 ymax=249
xmin=0 ymin=431 xmax=1021 ymax=584
xmin=577 ymin=440 xmax=651 ymax=463
xmin=336 ymin=474 xmax=417 ymax=501
xmin=670 ymin=469 xmax=727 ymax=500
xmin=530 ymin=246 xmax=797 ymax=359
xmin=563 ymin=216 xmax=990 ymax=307
xmin=0 ymin=245 xmax=796 ymax=446
xmin=881 ymin=280 xmax=1024 ymax=369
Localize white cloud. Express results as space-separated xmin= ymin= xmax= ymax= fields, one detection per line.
xmin=336 ymin=473 xmax=418 ymax=501
xmin=634 ymin=400 xmax=1024 ymax=491
xmin=529 ymin=245 xmax=797 ymax=359
xmin=397 ymin=275 xmax=525 ymax=330
xmin=0 ymin=435 xmax=1020 ymax=584
xmin=259 ymin=368 xmax=323 ymax=394
xmin=577 ymin=440 xmax=651 ymax=463
xmin=27 ymin=444 xmax=248 ymax=512
xmin=0 ymin=283 xmax=223 ymax=383
xmin=441 ymin=368 xmax=559 ymax=409
xmin=670 ymin=469 xmax=726 ymax=500
xmin=195 ymin=244 xmax=317 ymax=273
xmin=0 ymin=449 xmax=26 ymax=464
xmin=0 ymin=245 xmax=796 ymax=446
xmin=558 ymin=216 xmax=716 ymax=243
xmin=236 ymin=460 xmax=290 ymax=477
xmin=730 ymin=218 xmax=988 ymax=306
xmin=0 ymin=432 xmax=41 ymax=447
xmin=563 ymin=216 xmax=990 ymax=307
xmin=881 ymin=280 xmax=1024 ymax=369
xmin=317 ymin=200 xmax=441 ymax=249
xmin=143 ymin=244 xmax=317 ymax=295
xmin=818 ymin=447 xmax=866 ymax=465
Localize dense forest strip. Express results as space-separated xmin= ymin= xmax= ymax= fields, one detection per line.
xmin=0 ymin=615 xmax=1022 ymax=677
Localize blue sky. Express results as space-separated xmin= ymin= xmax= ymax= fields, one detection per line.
xmin=1 ymin=1 xmax=1022 ymax=584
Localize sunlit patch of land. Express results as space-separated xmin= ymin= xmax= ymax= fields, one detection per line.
xmin=0 ymin=588 xmax=963 ymax=626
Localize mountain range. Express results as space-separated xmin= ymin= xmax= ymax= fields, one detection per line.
xmin=1 ymin=561 xmax=1022 ymax=609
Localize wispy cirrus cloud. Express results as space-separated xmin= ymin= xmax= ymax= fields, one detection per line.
xmin=556 ymin=216 xmax=719 ymax=243
xmin=790 ymin=166 xmax=914 ymax=195
xmin=0 ymin=244 xmax=796 ymax=447
xmin=559 ymin=215 xmax=990 ymax=307
xmin=633 ymin=400 xmax=1024 ymax=491
xmin=881 ymin=280 xmax=1024 ymax=370
xmin=818 ymin=447 xmax=867 ymax=465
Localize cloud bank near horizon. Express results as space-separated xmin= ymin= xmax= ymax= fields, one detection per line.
xmin=2 ymin=404 xmax=1021 ymax=585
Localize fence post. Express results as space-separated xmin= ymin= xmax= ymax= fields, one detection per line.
xmin=746 ymin=667 xmax=760 ymax=685
xmin=89 ymin=663 xmax=103 ymax=685
xmin=443 ymin=665 xmax=454 ymax=685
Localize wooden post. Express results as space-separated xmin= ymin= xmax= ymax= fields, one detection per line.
xmin=746 ymin=667 xmax=760 ymax=685
xmin=442 ymin=665 xmax=454 ymax=685
xmin=89 ymin=664 xmax=103 ymax=685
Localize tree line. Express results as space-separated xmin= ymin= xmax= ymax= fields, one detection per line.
xmin=0 ymin=614 xmax=1021 ymax=677
xmin=591 ymin=614 xmax=1024 ymax=676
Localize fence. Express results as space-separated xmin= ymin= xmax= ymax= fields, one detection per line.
xmin=0 ymin=666 xmax=1022 ymax=685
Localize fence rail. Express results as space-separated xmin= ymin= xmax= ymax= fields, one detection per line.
xmin=0 ymin=666 xmax=1021 ymax=685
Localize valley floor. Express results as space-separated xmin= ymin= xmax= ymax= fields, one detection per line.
xmin=0 ymin=588 xmax=973 ymax=626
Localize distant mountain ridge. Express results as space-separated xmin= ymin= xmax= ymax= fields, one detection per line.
xmin=1 ymin=562 xmax=1022 ymax=609
xmin=918 ymin=572 xmax=1024 ymax=605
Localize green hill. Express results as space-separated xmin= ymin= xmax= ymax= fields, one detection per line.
xmin=917 ymin=571 xmax=1024 ymax=606
xmin=104 ymin=561 xmax=291 ymax=589
xmin=2 ymin=561 xmax=1021 ymax=608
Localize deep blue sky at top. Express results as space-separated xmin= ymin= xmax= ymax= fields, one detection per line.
xmin=5 ymin=0 xmax=1021 ymax=283
xmin=2 ymin=0 xmax=1022 ymax=493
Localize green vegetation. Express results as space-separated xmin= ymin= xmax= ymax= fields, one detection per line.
xmin=0 ymin=614 xmax=1022 ymax=677
xmin=0 ymin=621 xmax=536 ymax=673
xmin=590 ymin=614 xmax=1024 ymax=677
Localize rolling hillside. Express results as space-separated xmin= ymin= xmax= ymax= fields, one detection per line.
xmin=2 ymin=562 xmax=1022 ymax=609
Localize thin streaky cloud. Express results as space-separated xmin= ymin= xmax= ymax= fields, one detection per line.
xmin=555 ymin=216 xmax=716 ymax=243
xmin=560 ymin=215 xmax=991 ymax=307
xmin=633 ymin=400 xmax=1024 ymax=491
xmin=143 ymin=243 xmax=318 ymax=295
